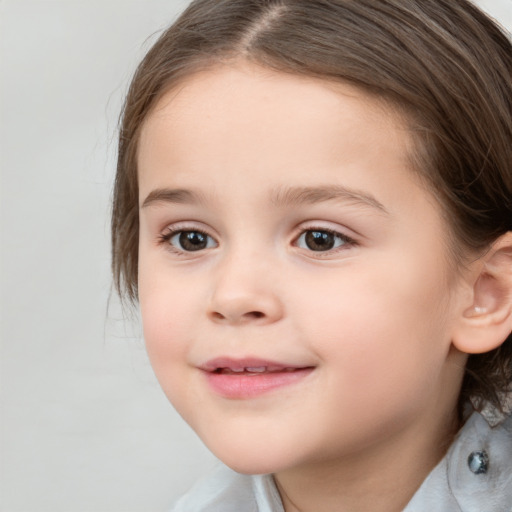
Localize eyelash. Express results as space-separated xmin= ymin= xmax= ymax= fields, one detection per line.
xmin=157 ymin=225 xmax=357 ymax=256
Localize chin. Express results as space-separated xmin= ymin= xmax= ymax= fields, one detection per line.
xmin=202 ymin=435 xmax=299 ymax=475
xmin=219 ymin=453 xmax=287 ymax=476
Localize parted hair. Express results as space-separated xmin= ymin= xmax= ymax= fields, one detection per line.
xmin=112 ymin=0 xmax=512 ymax=412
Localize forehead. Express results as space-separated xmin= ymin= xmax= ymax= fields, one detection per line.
xmin=137 ymin=62 xmax=424 ymax=215
xmin=139 ymin=62 xmax=412 ymax=166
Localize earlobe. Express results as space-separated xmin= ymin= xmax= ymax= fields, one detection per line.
xmin=452 ymin=233 xmax=512 ymax=355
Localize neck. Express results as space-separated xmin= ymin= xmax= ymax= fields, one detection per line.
xmin=274 ymin=362 xmax=463 ymax=512
xmin=275 ymin=418 xmax=457 ymax=512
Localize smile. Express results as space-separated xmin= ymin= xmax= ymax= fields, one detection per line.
xmin=200 ymin=358 xmax=315 ymax=399
xmin=213 ymin=366 xmax=299 ymax=375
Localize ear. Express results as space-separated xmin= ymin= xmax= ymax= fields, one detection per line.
xmin=452 ymin=232 xmax=512 ymax=354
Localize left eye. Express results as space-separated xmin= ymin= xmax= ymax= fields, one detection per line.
xmin=296 ymin=229 xmax=350 ymax=252
xmin=169 ymin=230 xmax=217 ymax=252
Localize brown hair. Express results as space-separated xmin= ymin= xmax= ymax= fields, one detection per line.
xmin=112 ymin=0 xmax=512 ymax=411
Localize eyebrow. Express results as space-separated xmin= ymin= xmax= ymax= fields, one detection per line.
xmin=270 ymin=185 xmax=389 ymax=214
xmin=141 ymin=188 xmax=205 ymax=208
xmin=141 ymin=185 xmax=388 ymax=214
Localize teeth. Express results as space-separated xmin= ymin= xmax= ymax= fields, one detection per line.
xmin=245 ymin=366 xmax=267 ymax=373
xmin=215 ymin=366 xmax=301 ymax=374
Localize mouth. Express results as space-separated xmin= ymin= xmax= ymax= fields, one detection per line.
xmin=212 ymin=366 xmax=301 ymax=375
xmin=199 ymin=358 xmax=315 ymax=399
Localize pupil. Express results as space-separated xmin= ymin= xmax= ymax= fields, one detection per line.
xmin=180 ymin=231 xmax=207 ymax=251
xmin=305 ymin=231 xmax=334 ymax=251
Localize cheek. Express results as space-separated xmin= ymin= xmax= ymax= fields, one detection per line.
xmin=138 ymin=262 xmax=196 ymax=374
xmin=296 ymin=255 xmax=454 ymax=391
xmin=138 ymin=280 xmax=203 ymax=416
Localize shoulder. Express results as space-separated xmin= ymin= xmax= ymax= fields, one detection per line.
xmin=405 ymin=409 xmax=512 ymax=512
xmin=169 ymin=464 xmax=283 ymax=512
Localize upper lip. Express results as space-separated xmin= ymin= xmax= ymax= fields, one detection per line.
xmin=199 ymin=357 xmax=312 ymax=373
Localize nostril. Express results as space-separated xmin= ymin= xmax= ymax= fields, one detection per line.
xmin=246 ymin=311 xmax=265 ymax=319
xmin=210 ymin=310 xmax=265 ymax=322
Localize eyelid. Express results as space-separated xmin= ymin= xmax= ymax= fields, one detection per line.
xmin=160 ymin=220 xmax=218 ymax=239
xmin=293 ymin=220 xmax=358 ymax=240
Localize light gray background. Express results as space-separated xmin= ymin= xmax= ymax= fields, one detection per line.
xmin=1 ymin=1 xmax=510 ymax=511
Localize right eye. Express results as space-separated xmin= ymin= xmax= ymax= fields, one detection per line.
xmin=162 ymin=230 xmax=218 ymax=252
xmin=294 ymin=228 xmax=355 ymax=253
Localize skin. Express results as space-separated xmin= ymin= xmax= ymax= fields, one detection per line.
xmin=137 ymin=62 xmax=473 ymax=512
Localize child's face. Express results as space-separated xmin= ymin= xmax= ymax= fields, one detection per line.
xmin=137 ymin=63 xmax=468 ymax=475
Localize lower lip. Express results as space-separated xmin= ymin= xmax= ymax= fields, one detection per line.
xmin=203 ymin=368 xmax=314 ymax=399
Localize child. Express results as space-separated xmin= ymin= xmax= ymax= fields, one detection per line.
xmin=111 ymin=1 xmax=512 ymax=510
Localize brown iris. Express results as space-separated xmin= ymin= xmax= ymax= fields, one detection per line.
xmin=304 ymin=231 xmax=336 ymax=251
xmin=179 ymin=231 xmax=209 ymax=251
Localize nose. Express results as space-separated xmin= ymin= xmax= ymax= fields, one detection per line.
xmin=207 ymin=255 xmax=284 ymax=326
